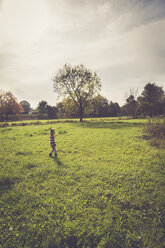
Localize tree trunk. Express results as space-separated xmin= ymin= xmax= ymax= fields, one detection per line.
xmin=79 ymin=105 xmax=83 ymax=122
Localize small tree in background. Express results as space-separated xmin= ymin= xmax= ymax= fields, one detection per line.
xmin=37 ymin=100 xmax=48 ymax=115
xmin=20 ymin=100 xmax=31 ymax=114
xmin=47 ymin=105 xmax=58 ymax=119
xmin=91 ymin=95 xmax=109 ymax=117
xmin=52 ymin=64 xmax=101 ymax=122
xmin=0 ymin=90 xmax=23 ymax=120
xmin=125 ymin=95 xmax=138 ymax=117
xmin=109 ymin=101 xmax=121 ymax=117
xmin=56 ymin=102 xmax=64 ymax=119
xmin=122 ymin=89 xmax=138 ymax=117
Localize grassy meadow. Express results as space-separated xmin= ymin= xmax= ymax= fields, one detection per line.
xmin=0 ymin=118 xmax=164 ymax=248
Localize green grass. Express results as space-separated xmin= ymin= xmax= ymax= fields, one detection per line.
xmin=0 ymin=118 xmax=164 ymax=248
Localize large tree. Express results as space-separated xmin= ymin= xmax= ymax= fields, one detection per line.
xmin=52 ymin=64 xmax=101 ymax=122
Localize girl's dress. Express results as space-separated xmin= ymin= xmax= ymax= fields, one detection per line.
xmin=50 ymin=134 xmax=56 ymax=148
xmin=49 ymin=134 xmax=57 ymax=156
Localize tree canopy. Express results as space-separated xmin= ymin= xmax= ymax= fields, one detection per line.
xmin=0 ymin=91 xmax=23 ymax=119
xmin=137 ymin=83 xmax=165 ymax=116
xmin=109 ymin=101 xmax=121 ymax=117
xmin=20 ymin=100 xmax=31 ymax=114
xmin=52 ymin=64 xmax=101 ymax=121
xmin=37 ymin=100 xmax=48 ymax=115
xmin=91 ymin=95 xmax=109 ymax=117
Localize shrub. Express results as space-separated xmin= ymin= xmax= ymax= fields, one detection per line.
xmin=143 ymin=119 xmax=165 ymax=148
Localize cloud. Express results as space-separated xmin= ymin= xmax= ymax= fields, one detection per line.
xmin=104 ymin=0 xmax=165 ymax=29
xmin=47 ymin=0 xmax=165 ymax=31
xmin=0 ymin=0 xmax=165 ymax=107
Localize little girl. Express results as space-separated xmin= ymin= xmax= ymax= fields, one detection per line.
xmin=49 ymin=128 xmax=57 ymax=157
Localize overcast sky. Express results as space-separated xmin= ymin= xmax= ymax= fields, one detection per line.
xmin=0 ymin=0 xmax=165 ymax=108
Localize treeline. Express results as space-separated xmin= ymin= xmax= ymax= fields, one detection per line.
xmin=122 ymin=83 xmax=165 ymax=117
xmin=44 ymin=82 xmax=165 ymax=119
xmin=36 ymin=96 xmax=121 ymax=119
xmin=0 ymin=82 xmax=165 ymax=121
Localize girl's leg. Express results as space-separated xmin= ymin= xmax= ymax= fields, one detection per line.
xmin=49 ymin=145 xmax=55 ymax=156
xmin=50 ymin=145 xmax=57 ymax=156
xmin=50 ymin=149 xmax=54 ymax=155
xmin=54 ymin=146 xmax=57 ymax=156
xmin=49 ymin=149 xmax=54 ymax=156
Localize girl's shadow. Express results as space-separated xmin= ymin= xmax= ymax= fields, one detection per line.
xmin=52 ymin=150 xmax=68 ymax=167
xmin=53 ymin=156 xmax=63 ymax=166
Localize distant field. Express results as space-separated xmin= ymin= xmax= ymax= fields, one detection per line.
xmin=0 ymin=118 xmax=164 ymax=248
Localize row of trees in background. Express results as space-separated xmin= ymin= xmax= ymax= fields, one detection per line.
xmin=43 ymin=82 xmax=165 ymax=119
xmin=0 ymin=82 xmax=165 ymax=121
xmin=0 ymin=63 xmax=165 ymax=121
xmin=37 ymin=96 xmax=121 ymax=120
xmin=122 ymin=83 xmax=165 ymax=118
xmin=51 ymin=64 xmax=165 ymax=121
